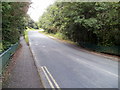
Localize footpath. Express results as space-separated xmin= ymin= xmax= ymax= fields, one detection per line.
xmin=3 ymin=37 xmax=43 ymax=88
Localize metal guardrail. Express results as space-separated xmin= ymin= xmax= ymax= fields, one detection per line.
xmin=0 ymin=43 xmax=19 ymax=75
xmin=79 ymin=42 xmax=120 ymax=55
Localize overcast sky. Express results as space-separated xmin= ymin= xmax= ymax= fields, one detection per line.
xmin=27 ymin=0 xmax=56 ymax=22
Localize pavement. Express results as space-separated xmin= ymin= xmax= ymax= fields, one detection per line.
xmin=3 ymin=37 xmax=43 ymax=88
xmin=28 ymin=30 xmax=119 ymax=88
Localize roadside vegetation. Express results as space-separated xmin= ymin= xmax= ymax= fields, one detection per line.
xmin=38 ymin=2 xmax=120 ymax=55
xmin=24 ymin=30 xmax=29 ymax=45
xmin=1 ymin=2 xmax=30 ymax=53
xmin=39 ymin=30 xmax=77 ymax=45
xmin=23 ymin=18 xmax=39 ymax=45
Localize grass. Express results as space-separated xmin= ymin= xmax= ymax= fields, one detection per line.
xmin=39 ymin=31 xmax=77 ymax=45
xmin=24 ymin=28 xmax=38 ymax=45
xmin=39 ymin=30 xmax=120 ymax=56
xmin=39 ymin=31 xmax=55 ymax=37
xmin=24 ymin=30 xmax=29 ymax=45
xmin=0 ymin=42 xmax=3 ymax=53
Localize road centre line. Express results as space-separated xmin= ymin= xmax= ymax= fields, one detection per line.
xmin=66 ymin=54 xmax=118 ymax=77
xmin=75 ymin=58 xmax=118 ymax=77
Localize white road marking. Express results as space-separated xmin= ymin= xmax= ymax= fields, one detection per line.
xmin=66 ymin=54 xmax=118 ymax=77
xmin=44 ymin=66 xmax=60 ymax=89
xmin=41 ymin=67 xmax=55 ymax=88
xmin=75 ymin=58 xmax=118 ymax=77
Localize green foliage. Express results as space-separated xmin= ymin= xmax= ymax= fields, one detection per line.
xmin=38 ymin=2 xmax=119 ymax=48
xmin=24 ymin=30 xmax=29 ymax=45
xmin=2 ymin=2 xmax=30 ymax=52
xmin=26 ymin=17 xmax=39 ymax=29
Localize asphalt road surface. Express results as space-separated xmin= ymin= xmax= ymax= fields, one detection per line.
xmin=28 ymin=31 xmax=118 ymax=88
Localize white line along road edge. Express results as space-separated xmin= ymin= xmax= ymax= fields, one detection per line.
xmin=41 ymin=66 xmax=61 ymax=89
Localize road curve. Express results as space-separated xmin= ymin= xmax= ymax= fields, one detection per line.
xmin=28 ymin=31 xmax=118 ymax=88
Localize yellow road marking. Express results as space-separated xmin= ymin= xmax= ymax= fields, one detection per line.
xmin=44 ymin=66 xmax=61 ymax=89
xmin=41 ymin=67 xmax=55 ymax=89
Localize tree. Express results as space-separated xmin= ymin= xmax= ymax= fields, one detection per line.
xmin=38 ymin=2 xmax=119 ymax=47
xmin=2 ymin=2 xmax=30 ymax=51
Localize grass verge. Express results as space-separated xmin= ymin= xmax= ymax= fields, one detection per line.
xmin=39 ymin=31 xmax=77 ymax=45
xmin=24 ymin=30 xmax=29 ymax=45
xmin=39 ymin=31 xmax=120 ymax=57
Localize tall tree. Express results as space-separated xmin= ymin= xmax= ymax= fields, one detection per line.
xmin=2 ymin=2 xmax=30 ymax=51
xmin=38 ymin=2 xmax=119 ymax=47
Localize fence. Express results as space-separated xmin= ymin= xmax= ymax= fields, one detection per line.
xmin=0 ymin=43 xmax=19 ymax=75
xmin=79 ymin=42 xmax=120 ymax=56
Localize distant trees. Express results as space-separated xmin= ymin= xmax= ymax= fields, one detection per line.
xmin=38 ymin=2 xmax=119 ymax=47
xmin=27 ymin=18 xmax=39 ymax=29
xmin=2 ymin=2 xmax=30 ymax=52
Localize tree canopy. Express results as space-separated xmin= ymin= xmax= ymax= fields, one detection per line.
xmin=38 ymin=2 xmax=120 ymax=47
xmin=1 ymin=2 xmax=30 ymax=52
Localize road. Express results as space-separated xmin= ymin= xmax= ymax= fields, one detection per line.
xmin=28 ymin=31 xmax=118 ymax=88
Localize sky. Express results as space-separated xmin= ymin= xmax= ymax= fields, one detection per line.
xmin=27 ymin=0 xmax=56 ymax=22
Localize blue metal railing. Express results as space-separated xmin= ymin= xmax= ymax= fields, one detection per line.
xmin=0 ymin=43 xmax=19 ymax=75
